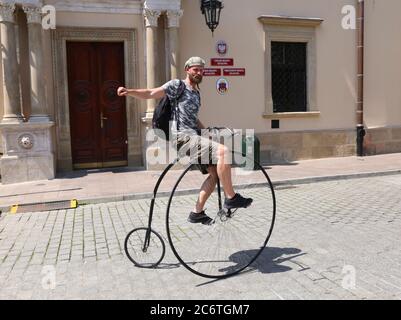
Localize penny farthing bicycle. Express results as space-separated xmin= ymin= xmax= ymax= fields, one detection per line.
xmin=124 ymin=128 xmax=276 ymax=279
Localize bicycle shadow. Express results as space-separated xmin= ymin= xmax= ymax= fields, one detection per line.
xmin=154 ymin=262 xmax=182 ymax=270
xmin=226 ymin=246 xmax=305 ymax=274
xmin=196 ymin=246 xmax=306 ymax=287
xmin=144 ymin=247 xmax=306 ymax=279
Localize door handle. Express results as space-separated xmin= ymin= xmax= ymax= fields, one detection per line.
xmin=100 ymin=113 xmax=108 ymax=129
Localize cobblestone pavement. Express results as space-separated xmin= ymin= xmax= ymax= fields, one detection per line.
xmin=0 ymin=174 xmax=401 ymax=300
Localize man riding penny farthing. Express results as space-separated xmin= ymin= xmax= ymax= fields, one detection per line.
xmin=118 ymin=57 xmax=276 ymax=279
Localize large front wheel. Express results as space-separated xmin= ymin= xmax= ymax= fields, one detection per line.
xmin=166 ymin=153 xmax=276 ymax=279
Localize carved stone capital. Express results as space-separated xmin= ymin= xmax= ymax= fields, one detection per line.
xmin=143 ymin=7 xmax=161 ymax=28
xmin=166 ymin=10 xmax=183 ymax=28
xmin=23 ymin=5 xmax=43 ymax=25
xmin=0 ymin=2 xmax=16 ymax=23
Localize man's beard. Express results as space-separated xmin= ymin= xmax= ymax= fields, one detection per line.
xmin=189 ymin=74 xmax=203 ymax=84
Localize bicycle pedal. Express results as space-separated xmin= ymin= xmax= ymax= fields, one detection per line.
xmin=226 ymin=208 xmax=238 ymax=218
xmin=217 ymin=209 xmax=228 ymax=222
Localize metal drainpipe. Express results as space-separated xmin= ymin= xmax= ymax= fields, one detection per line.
xmin=356 ymin=0 xmax=366 ymax=156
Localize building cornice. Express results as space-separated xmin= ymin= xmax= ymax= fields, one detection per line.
xmin=44 ymin=0 xmax=143 ymax=14
xmin=16 ymin=0 xmax=43 ymax=6
xmin=143 ymin=0 xmax=181 ymax=12
xmin=41 ymin=0 xmax=181 ymax=15
xmin=258 ymin=15 xmax=323 ymax=27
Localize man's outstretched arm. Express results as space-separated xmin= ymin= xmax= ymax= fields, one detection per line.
xmin=117 ymin=86 xmax=166 ymax=100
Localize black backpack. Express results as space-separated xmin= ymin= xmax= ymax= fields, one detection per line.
xmin=152 ymin=80 xmax=186 ymax=140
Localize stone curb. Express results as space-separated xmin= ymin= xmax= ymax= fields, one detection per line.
xmin=1 ymin=169 xmax=401 ymax=213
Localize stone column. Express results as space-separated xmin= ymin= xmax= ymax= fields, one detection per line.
xmin=166 ymin=10 xmax=183 ymax=80
xmin=141 ymin=7 xmax=162 ymax=170
xmin=0 ymin=3 xmax=55 ymax=184
xmin=23 ymin=5 xmax=50 ymax=122
xmin=0 ymin=2 xmax=23 ymax=123
xmin=143 ymin=7 xmax=161 ymax=118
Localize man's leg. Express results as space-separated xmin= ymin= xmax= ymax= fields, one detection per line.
xmin=216 ymin=144 xmax=236 ymax=199
xmin=215 ymin=143 xmax=253 ymax=209
xmin=194 ymin=165 xmax=218 ymax=213
xmin=190 ymin=144 xmax=235 ymax=213
xmin=188 ymin=135 xmax=251 ymax=225
xmin=193 ymin=136 xmax=235 ymax=199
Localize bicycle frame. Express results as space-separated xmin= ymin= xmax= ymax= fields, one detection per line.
xmin=143 ymin=161 xmax=226 ymax=250
xmin=143 ymin=157 xmax=179 ymax=250
xmin=143 ymin=127 xmax=242 ymax=249
xmin=216 ymin=177 xmax=223 ymax=211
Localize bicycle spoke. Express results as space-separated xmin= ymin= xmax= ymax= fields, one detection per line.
xmin=124 ymin=228 xmax=166 ymax=268
xmin=166 ymin=155 xmax=276 ymax=279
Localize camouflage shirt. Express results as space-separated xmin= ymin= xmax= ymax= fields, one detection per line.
xmin=162 ymin=79 xmax=201 ymax=136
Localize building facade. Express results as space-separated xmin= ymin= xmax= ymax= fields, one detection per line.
xmin=0 ymin=0 xmax=400 ymax=184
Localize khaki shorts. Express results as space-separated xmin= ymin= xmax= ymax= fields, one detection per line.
xmin=173 ymin=133 xmax=221 ymax=175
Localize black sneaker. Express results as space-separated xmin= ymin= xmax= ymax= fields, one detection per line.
xmin=188 ymin=211 xmax=214 ymax=225
xmin=224 ymin=193 xmax=253 ymax=209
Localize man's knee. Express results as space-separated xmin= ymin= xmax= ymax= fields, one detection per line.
xmin=217 ymin=144 xmax=232 ymax=163
xmin=217 ymin=144 xmax=229 ymax=156
xmin=208 ymin=165 xmax=218 ymax=178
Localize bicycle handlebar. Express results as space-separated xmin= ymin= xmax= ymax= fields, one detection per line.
xmin=205 ymin=127 xmax=240 ymax=136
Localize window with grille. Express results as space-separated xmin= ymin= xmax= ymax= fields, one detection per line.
xmin=271 ymin=42 xmax=307 ymax=112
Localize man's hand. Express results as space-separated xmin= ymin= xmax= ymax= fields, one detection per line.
xmin=117 ymin=87 xmax=128 ymax=97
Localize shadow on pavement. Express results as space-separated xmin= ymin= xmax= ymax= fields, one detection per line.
xmin=0 ymin=187 xmax=83 ymax=198
xmin=219 ymin=246 xmax=305 ymax=275
xmin=263 ymin=161 xmax=299 ymax=168
xmin=196 ymin=246 xmax=305 ymax=286
xmin=155 ymin=262 xmax=181 ymax=270
xmin=56 ymin=166 xmax=144 ymax=179
xmin=241 ymin=246 xmax=305 ymax=273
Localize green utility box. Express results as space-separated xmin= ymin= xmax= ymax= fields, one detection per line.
xmin=239 ymin=135 xmax=260 ymax=170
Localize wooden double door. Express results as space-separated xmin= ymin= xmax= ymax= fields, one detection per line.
xmin=67 ymin=41 xmax=128 ymax=169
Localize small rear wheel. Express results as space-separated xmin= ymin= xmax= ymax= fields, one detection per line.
xmin=124 ymin=227 xmax=166 ymax=268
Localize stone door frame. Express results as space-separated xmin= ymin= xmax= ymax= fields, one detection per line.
xmin=51 ymin=27 xmax=141 ymax=171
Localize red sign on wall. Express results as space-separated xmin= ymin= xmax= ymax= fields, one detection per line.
xmin=203 ymin=68 xmax=222 ymax=76
xmin=223 ymin=68 xmax=246 ymax=76
xmin=211 ymin=58 xmax=234 ymax=66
